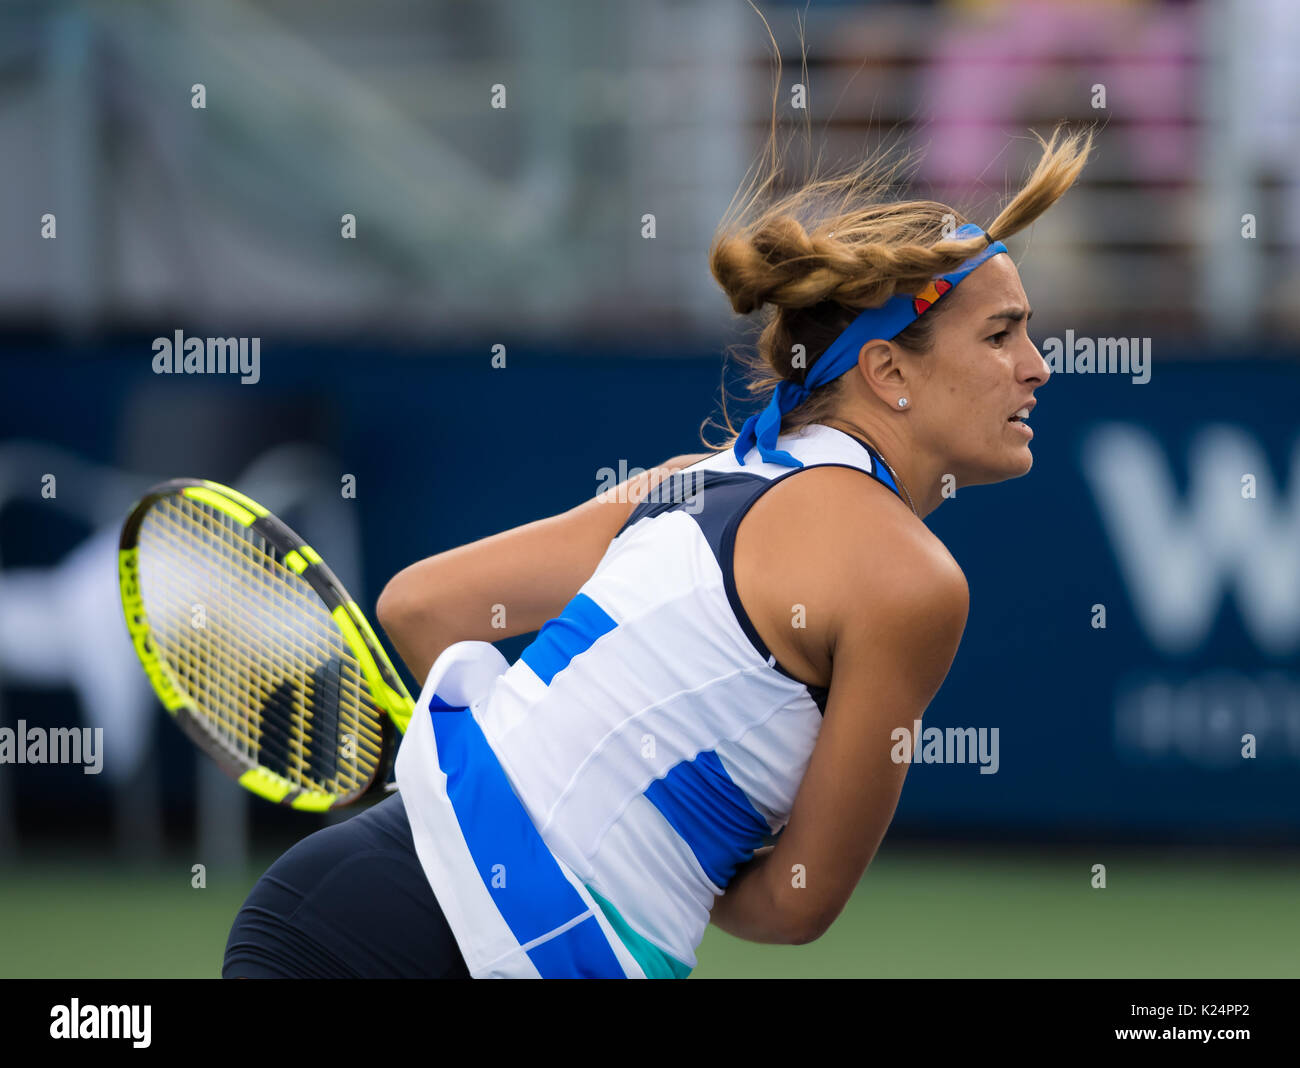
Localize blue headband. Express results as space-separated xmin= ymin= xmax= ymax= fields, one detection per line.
xmin=732 ymin=222 xmax=1009 ymax=467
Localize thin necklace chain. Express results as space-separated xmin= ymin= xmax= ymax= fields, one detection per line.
xmin=822 ymin=421 xmax=919 ymax=518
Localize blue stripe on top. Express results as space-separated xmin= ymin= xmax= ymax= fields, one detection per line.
xmin=644 ymin=749 xmax=771 ymax=889
xmin=520 ymin=592 xmax=618 ymax=686
xmin=525 ymin=914 xmax=624 ymax=978
xmin=426 ymin=694 xmax=628 ymax=977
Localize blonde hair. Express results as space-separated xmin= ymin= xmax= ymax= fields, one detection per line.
xmin=702 ymin=12 xmax=1094 ymax=449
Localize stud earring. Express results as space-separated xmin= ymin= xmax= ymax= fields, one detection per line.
xmin=897 ymin=397 xmax=909 ymax=409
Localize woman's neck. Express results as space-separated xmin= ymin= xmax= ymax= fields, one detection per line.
xmin=815 ymin=416 xmax=945 ymax=520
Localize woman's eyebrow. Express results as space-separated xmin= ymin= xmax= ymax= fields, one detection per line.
xmin=985 ymin=307 xmax=1033 ymax=323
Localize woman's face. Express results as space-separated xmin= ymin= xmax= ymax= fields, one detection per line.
xmin=905 ymin=254 xmax=1051 ymax=488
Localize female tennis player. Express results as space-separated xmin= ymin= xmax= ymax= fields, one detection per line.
xmin=223 ymin=121 xmax=1092 ymax=978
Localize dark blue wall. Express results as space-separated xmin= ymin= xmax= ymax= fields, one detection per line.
xmin=2 ymin=340 xmax=1297 ymax=842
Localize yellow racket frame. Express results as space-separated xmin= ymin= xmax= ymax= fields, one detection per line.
xmin=119 ymin=478 xmax=414 ymax=809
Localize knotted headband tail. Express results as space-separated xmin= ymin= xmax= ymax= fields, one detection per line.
xmin=732 ymin=381 xmax=810 ymax=468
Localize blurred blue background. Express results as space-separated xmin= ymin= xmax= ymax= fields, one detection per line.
xmin=0 ymin=0 xmax=1297 ymax=977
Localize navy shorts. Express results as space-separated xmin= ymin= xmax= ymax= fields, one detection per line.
xmin=223 ymin=791 xmax=471 ymax=978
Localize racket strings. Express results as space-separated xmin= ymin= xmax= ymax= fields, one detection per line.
xmin=154 ymin=503 xmax=379 ymax=758
xmin=137 ymin=495 xmax=385 ymax=795
xmin=148 ymin=499 xmax=382 ymax=790
xmin=147 ymin=504 xmax=353 ymax=769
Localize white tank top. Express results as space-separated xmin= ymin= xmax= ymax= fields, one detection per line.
xmin=395 ymin=422 xmax=908 ymax=978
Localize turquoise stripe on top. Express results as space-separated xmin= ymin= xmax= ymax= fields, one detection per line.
xmin=586 ymin=884 xmax=693 ymax=979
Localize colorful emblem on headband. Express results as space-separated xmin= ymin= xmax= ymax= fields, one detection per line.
xmin=912 ymin=278 xmax=953 ymax=316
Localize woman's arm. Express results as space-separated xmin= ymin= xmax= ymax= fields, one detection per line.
xmin=375 ymin=453 xmax=711 ymax=685
xmin=708 ymin=468 xmax=969 ymax=945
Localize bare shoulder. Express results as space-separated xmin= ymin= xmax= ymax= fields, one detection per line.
xmin=749 ymin=465 xmax=965 ymax=615
xmin=750 ymin=463 xmax=965 ymax=581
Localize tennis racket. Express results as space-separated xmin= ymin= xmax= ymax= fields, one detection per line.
xmin=118 ymin=478 xmax=414 ymax=810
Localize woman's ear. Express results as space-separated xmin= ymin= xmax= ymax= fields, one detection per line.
xmin=855 ymin=340 xmax=908 ymax=403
